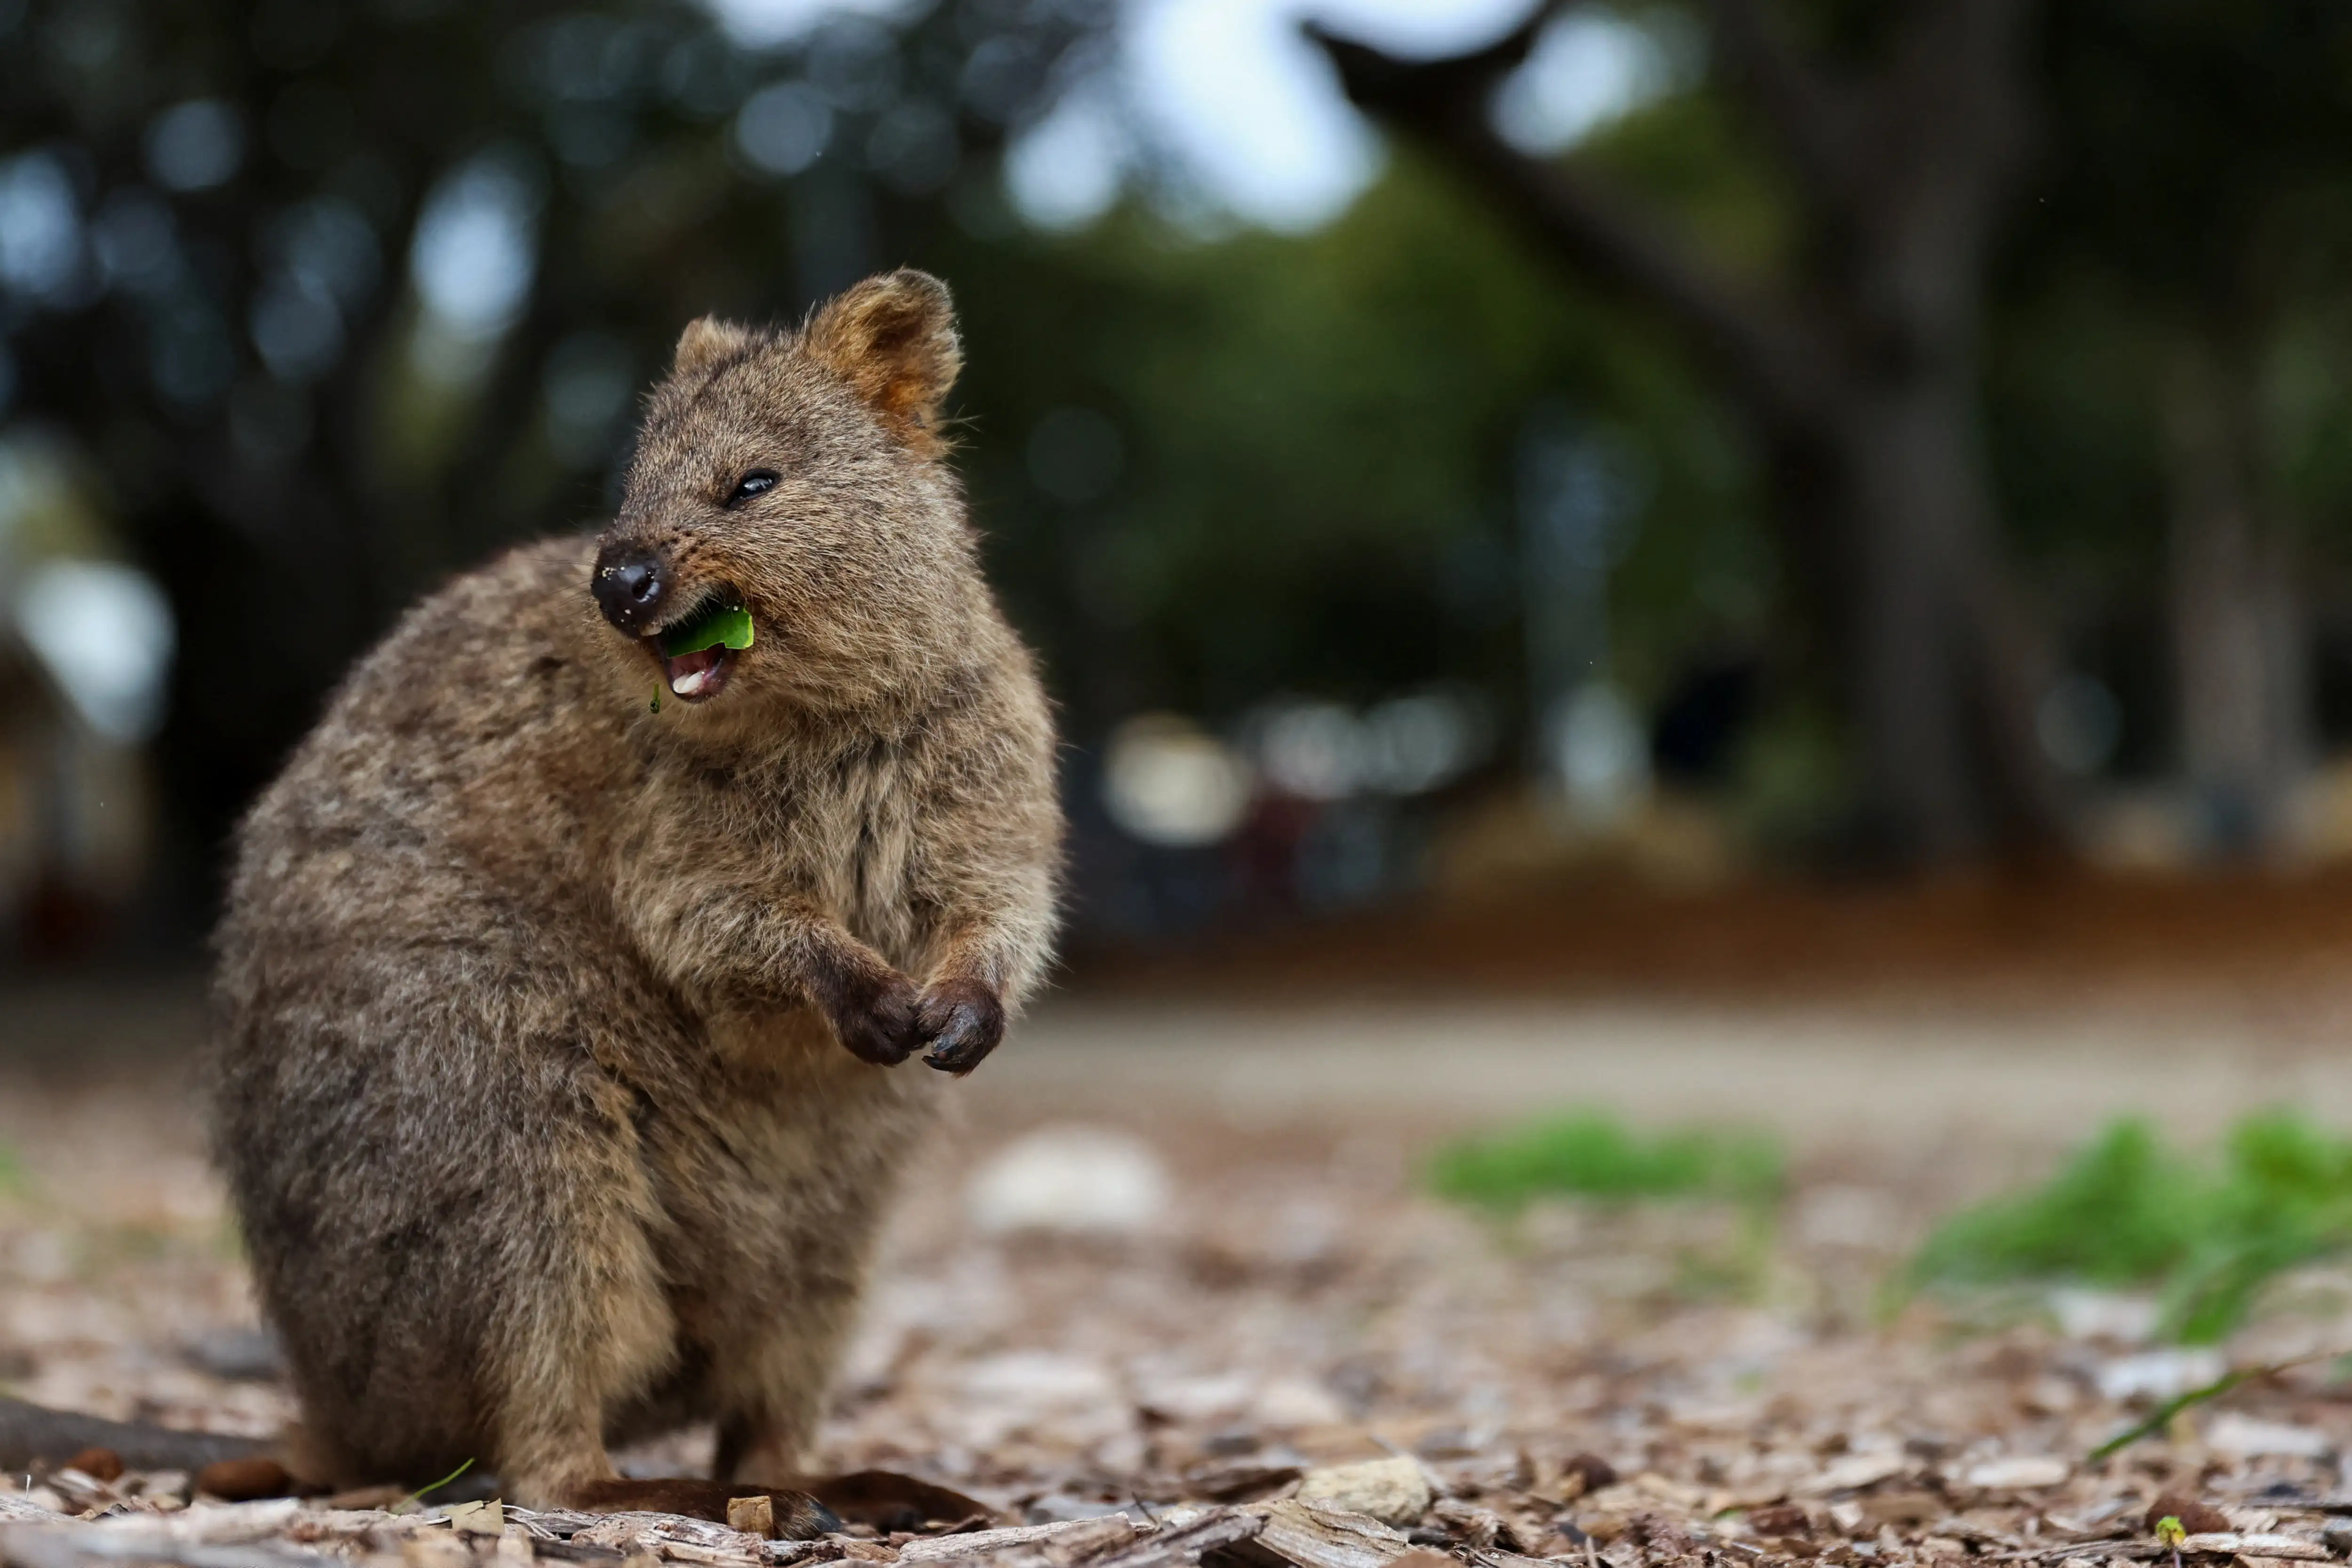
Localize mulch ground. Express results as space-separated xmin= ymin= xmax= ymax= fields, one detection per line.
xmin=6 ymin=1031 xmax=2352 ymax=1568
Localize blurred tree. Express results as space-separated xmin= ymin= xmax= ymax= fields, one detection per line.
xmin=1311 ymin=0 xmax=2063 ymax=868
xmin=2000 ymin=1 xmax=2352 ymax=852
xmin=935 ymin=156 xmax=1756 ymax=747
xmin=0 ymin=0 xmax=1097 ymax=924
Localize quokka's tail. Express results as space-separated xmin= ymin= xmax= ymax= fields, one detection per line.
xmin=0 ymin=1395 xmax=280 ymax=1489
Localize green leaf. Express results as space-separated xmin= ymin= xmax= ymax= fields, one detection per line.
xmin=396 ymin=1457 xmax=476 ymax=1510
xmin=659 ymin=605 xmax=755 ymax=657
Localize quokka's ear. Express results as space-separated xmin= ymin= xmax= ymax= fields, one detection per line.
xmin=674 ymin=315 xmax=755 ymax=377
xmin=800 ymin=270 xmax=961 ymax=454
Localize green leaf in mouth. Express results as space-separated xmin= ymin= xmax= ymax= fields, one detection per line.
xmin=658 ymin=603 xmax=755 ymax=658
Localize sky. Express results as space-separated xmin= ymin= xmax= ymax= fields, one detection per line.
xmin=700 ymin=0 xmax=1682 ymax=232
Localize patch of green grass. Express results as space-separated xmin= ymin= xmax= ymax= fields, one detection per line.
xmin=1428 ymin=1109 xmax=1785 ymax=1213
xmin=0 ymin=1140 xmax=25 ymax=1196
xmin=1908 ymin=1111 xmax=2352 ymax=1342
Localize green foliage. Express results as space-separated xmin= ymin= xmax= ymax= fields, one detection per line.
xmin=1428 ymin=1108 xmax=1785 ymax=1213
xmin=946 ymin=151 xmax=1767 ymax=736
xmin=1909 ymin=1112 xmax=2352 ymax=1342
xmin=1912 ymin=1120 xmax=2197 ymax=1285
xmin=0 ymin=1140 xmax=24 ymax=1196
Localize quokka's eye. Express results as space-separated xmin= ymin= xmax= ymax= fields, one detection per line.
xmin=726 ymin=470 xmax=780 ymax=507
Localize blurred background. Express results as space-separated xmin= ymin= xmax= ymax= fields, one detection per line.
xmin=11 ymin=0 xmax=2352 ymax=974
xmin=25 ymin=0 xmax=2352 ymax=1521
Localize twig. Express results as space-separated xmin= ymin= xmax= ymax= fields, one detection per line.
xmin=2089 ymin=1349 xmax=2340 ymax=1462
xmin=397 ymin=1457 xmax=477 ymax=1510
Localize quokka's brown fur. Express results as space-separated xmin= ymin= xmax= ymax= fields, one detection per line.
xmin=207 ymin=271 xmax=1062 ymax=1519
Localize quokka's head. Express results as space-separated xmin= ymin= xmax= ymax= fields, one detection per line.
xmin=591 ymin=269 xmax=978 ymax=721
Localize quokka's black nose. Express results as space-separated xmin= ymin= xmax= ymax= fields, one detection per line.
xmin=592 ymin=548 xmax=668 ymax=632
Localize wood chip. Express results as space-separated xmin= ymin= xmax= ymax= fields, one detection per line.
xmin=1239 ymin=1503 xmax=1411 ymax=1568
xmin=763 ymin=1544 xmax=849 ymax=1568
xmin=2177 ymin=1539 xmax=2326 ymax=1561
xmin=1859 ymin=1493 xmax=1943 ymax=1527
xmin=1463 ymin=1552 xmax=1555 ymax=1568
xmin=114 ymin=1500 xmax=307 ymax=1545
xmin=900 ymin=1520 xmax=1139 ymax=1565
xmin=0 ymin=1523 xmax=336 ymax=1568
xmin=1184 ymin=1465 xmax=1305 ymax=1505
xmin=572 ymin=1512 xmax=770 ymax=1565
xmin=1090 ymin=1508 xmax=1265 ymax=1568
xmin=1795 ymin=1457 xmax=1907 ymax=1497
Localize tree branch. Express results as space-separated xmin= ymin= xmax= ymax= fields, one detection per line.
xmin=1707 ymin=0 xmax=1855 ymax=204
xmin=1864 ymin=0 xmax=2037 ymax=199
xmin=1306 ymin=16 xmax=1832 ymax=431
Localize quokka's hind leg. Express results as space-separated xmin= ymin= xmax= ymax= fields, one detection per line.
xmin=706 ymin=1270 xmax=870 ymax=1492
xmin=455 ymin=1085 xmax=682 ymax=1512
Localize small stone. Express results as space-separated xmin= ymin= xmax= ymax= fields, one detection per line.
xmin=729 ymin=1496 xmax=776 ymax=1538
xmin=967 ymin=1126 xmax=1171 ymax=1237
xmin=193 ymin=1457 xmax=294 ymax=1502
xmin=1960 ymin=1457 xmax=2068 ymax=1491
xmin=1796 ymin=1454 xmax=1905 ymax=1496
xmin=1294 ymin=1457 xmax=1434 ymax=1529
xmin=2148 ymin=1496 xmax=2231 ymax=1537
xmin=1559 ymin=1455 xmax=1618 ymax=1499
xmin=2205 ymin=1415 xmax=2333 ymax=1460
xmin=63 ymin=1447 xmax=124 ymax=1483
xmin=403 ymin=1534 xmax=475 ymax=1568
xmin=2097 ymin=1349 xmax=2225 ymax=1402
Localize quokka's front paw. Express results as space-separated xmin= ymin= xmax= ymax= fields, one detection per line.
xmin=820 ymin=966 xmax=927 ymax=1066
xmin=916 ymin=976 xmax=1004 ymax=1075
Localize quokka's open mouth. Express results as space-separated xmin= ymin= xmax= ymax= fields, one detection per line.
xmin=647 ymin=592 xmax=755 ymax=703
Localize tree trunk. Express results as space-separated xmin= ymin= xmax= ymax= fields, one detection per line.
xmin=1308 ymin=0 xmax=2062 ymax=870
xmin=1832 ymin=376 xmax=2063 ymax=863
xmin=2163 ymin=339 xmax=2308 ymax=855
